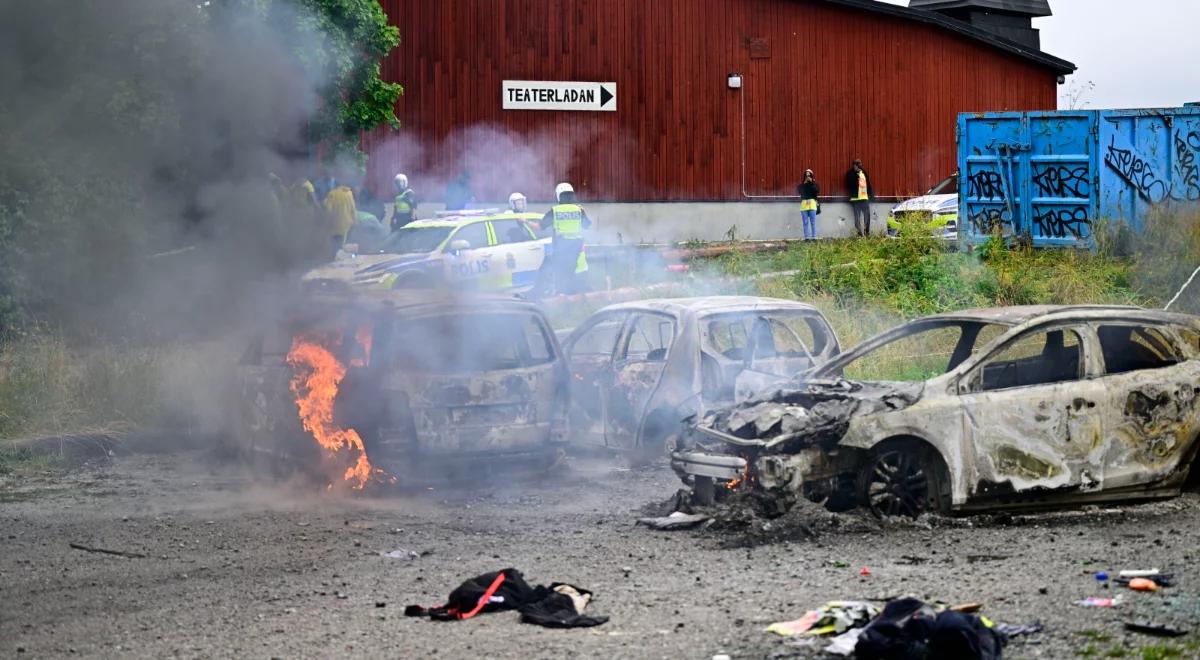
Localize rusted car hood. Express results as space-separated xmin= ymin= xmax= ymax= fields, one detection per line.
xmin=694 ymin=379 xmax=923 ymax=451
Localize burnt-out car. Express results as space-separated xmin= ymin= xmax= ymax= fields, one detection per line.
xmin=561 ymin=296 xmax=840 ymax=463
xmin=235 ymin=291 xmax=568 ymax=486
xmin=672 ymin=305 xmax=1200 ymax=516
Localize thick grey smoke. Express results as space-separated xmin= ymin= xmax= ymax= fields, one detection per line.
xmin=0 ymin=0 xmax=331 ymax=338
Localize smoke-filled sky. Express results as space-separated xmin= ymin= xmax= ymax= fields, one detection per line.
xmin=878 ymin=0 xmax=1200 ymax=109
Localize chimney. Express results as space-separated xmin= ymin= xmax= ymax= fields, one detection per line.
xmin=909 ymin=0 xmax=1052 ymax=50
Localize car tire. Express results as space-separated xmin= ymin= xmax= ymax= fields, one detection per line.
xmin=856 ymin=442 xmax=950 ymax=518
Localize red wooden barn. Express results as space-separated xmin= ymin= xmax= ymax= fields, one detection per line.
xmin=364 ymin=0 xmax=1073 ymax=203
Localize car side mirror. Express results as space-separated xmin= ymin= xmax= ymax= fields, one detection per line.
xmin=449 ymin=239 xmax=471 ymax=252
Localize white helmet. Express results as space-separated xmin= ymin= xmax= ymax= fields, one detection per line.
xmin=393 ymin=173 xmax=408 ymax=190
xmin=555 ymin=182 xmax=574 ymax=201
xmin=508 ymin=192 xmax=527 ymax=212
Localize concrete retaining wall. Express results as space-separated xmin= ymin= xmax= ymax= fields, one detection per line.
xmin=403 ymin=201 xmax=896 ymax=243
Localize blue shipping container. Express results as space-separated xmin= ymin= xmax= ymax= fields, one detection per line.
xmin=958 ymin=107 xmax=1200 ymax=247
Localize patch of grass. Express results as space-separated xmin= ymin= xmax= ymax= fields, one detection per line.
xmin=0 ymin=446 xmax=65 ymax=476
xmin=0 ymin=335 xmax=236 ymax=441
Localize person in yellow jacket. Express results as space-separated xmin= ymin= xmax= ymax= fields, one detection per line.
xmin=324 ymin=182 xmax=357 ymax=260
xmin=541 ymin=182 xmax=591 ymax=295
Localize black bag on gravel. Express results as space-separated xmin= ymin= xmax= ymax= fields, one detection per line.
xmin=855 ymin=597 xmax=1005 ymax=660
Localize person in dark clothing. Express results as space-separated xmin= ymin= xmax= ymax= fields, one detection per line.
xmin=443 ymin=171 xmax=474 ymax=211
xmin=796 ymin=169 xmax=820 ymax=240
xmin=845 ymin=159 xmax=874 ymax=237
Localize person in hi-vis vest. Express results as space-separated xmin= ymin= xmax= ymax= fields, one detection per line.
xmin=392 ymin=173 xmax=417 ymax=231
xmin=541 ymin=182 xmax=591 ymax=295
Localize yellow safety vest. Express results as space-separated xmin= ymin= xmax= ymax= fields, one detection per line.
xmin=799 ymin=199 xmax=818 ymax=212
xmin=324 ymin=186 xmax=357 ymax=238
xmin=551 ymin=204 xmax=585 ymax=239
xmin=394 ymin=188 xmax=415 ymax=214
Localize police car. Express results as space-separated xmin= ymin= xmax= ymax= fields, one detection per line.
xmin=302 ymin=209 xmax=584 ymax=293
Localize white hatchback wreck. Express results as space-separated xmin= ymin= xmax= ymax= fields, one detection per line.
xmin=672 ymin=305 xmax=1200 ymax=516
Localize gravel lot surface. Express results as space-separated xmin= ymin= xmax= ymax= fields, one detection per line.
xmin=2 ymin=452 xmax=1199 ymax=659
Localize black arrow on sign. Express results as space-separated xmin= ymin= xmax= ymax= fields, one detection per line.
xmin=599 ymin=85 xmax=614 ymax=108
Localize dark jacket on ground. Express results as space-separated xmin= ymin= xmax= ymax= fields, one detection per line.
xmin=845 ymin=168 xmax=874 ymax=201
xmin=797 ymin=180 xmax=820 ymax=200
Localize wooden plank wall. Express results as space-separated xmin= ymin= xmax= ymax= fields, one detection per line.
xmin=365 ymin=0 xmax=1058 ymax=202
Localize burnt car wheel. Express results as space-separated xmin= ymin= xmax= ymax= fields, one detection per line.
xmin=857 ymin=446 xmax=948 ymax=518
xmin=631 ymin=412 xmax=679 ymax=467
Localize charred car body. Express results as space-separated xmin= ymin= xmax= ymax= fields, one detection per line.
xmin=562 ymin=297 xmax=840 ymax=462
xmin=236 ymin=291 xmax=568 ymax=485
xmin=673 ymin=305 xmax=1200 ymax=516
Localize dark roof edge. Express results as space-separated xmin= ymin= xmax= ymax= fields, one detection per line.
xmin=821 ymin=0 xmax=1076 ymax=76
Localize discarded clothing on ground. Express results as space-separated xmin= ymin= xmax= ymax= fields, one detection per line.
xmin=767 ymin=601 xmax=879 ymax=636
xmin=404 ymin=568 xmax=607 ymax=628
xmin=854 ymin=597 xmax=1005 ymax=660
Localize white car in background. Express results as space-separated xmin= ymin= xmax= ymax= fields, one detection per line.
xmin=302 ymin=210 xmax=549 ymax=292
xmin=887 ymin=173 xmax=959 ymax=240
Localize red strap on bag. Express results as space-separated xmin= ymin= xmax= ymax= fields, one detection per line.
xmin=455 ymin=572 xmax=507 ymax=620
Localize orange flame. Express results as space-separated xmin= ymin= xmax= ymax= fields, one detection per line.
xmin=287 ymin=337 xmax=374 ymax=489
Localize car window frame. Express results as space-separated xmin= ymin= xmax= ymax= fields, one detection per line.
xmin=490 ymin=218 xmax=536 ymax=245
xmin=616 ymin=311 xmax=677 ymax=366
xmin=563 ymin=311 xmax=630 ymax=362
xmin=962 ymin=322 xmax=1091 ymax=394
xmin=445 ymin=221 xmax=491 ymax=252
xmin=1093 ymin=320 xmax=1190 ymax=376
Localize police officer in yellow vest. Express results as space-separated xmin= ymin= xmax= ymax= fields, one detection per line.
xmin=541 ymin=182 xmax=591 ymax=295
xmin=392 ymin=173 xmax=417 ymax=231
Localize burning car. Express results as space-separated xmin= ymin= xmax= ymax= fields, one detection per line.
xmin=235 ymin=291 xmax=569 ymax=487
xmin=673 ymin=305 xmax=1200 ymax=516
xmin=561 ymin=297 xmax=840 ymax=463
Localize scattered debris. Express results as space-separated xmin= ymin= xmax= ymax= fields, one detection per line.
xmin=1128 ymin=578 xmax=1160 ymax=592
xmin=859 ymin=567 xmax=872 ymax=577
xmin=994 ymin=621 xmax=1044 ymax=639
xmin=1119 ymin=569 xmax=1161 ymax=578
xmin=966 ymin=554 xmax=1010 ymax=564
xmin=381 ymin=549 xmax=423 ymax=559
xmin=766 ymin=601 xmax=878 ymax=637
xmin=855 ymin=598 xmax=1004 ymax=660
xmin=1074 ymin=596 xmax=1122 ymax=607
xmin=824 ymin=626 xmax=866 ymax=656
xmin=635 ymin=511 xmax=710 ymax=530
xmin=69 ymin=543 xmax=146 ymax=559
xmin=1116 ymin=573 xmax=1175 ymax=588
xmin=1124 ymin=621 xmax=1189 ymax=637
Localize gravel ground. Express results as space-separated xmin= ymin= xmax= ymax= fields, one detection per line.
xmin=2 ymin=451 xmax=1199 ymax=659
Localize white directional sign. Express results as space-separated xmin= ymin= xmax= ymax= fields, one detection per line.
xmin=502 ymin=80 xmax=617 ymax=112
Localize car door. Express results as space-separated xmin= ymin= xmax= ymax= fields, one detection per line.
xmin=444 ymin=221 xmax=496 ymax=287
xmin=1092 ymin=322 xmax=1200 ymax=490
xmin=605 ymin=312 xmax=677 ymax=448
xmin=957 ymin=324 xmax=1106 ymax=498
xmin=562 ymin=312 xmax=628 ymax=447
xmin=488 ymin=216 xmax=544 ymax=288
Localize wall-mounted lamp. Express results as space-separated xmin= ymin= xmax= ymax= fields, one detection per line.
xmin=727 ymin=73 xmax=742 ymax=89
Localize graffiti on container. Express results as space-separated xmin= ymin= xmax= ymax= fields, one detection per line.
xmin=967 ymin=171 xmax=1006 ymax=200
xmin=1032 ymin=165 xmax=1090 ymax=198
xmin=969 ymin=207 xmax=1011 ymax=235
xmin=1173 ymin=130 xmax=1200 ymax=202
xmin=1033 ymin=206 xmax=1091 ymax=239
xmin=1105 ymin=136 xmax=1170 ymax=203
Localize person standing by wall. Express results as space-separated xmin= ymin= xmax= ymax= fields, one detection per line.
xmin=845 ymin=159 xmax=873 ymax=237
xmin=444 ymin=171 xmax=474 ymax=211
xmin=797 ymin=169 xmax=820 ymax=240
